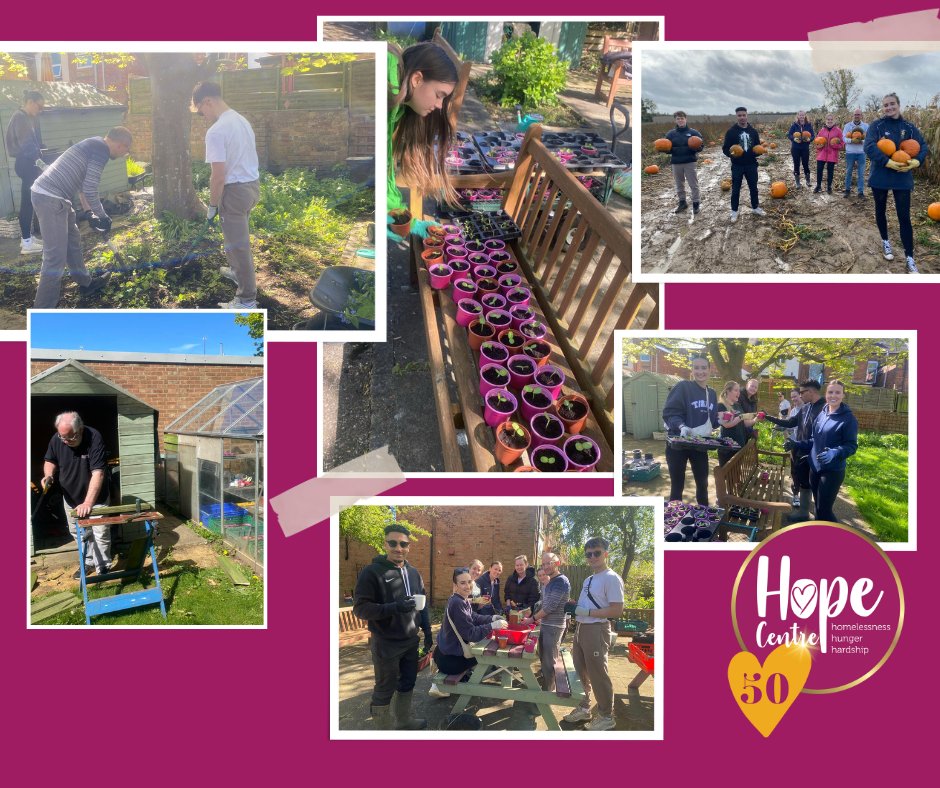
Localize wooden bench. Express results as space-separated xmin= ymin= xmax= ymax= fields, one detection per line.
xmin=431 ymin=650 xmax=583 ymax=701
xmin=594 ymin=35 xmax=632 ymax=108
xmin=713 ymin=436 xmax=793 ymax=535
xmin=338 ymin=606 xmax=370 ymax=646
xmin=405 ymin=125 xmax=659 ymax=472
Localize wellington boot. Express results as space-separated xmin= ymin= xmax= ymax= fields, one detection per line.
xmin=392 ymin=691 xmax=428 ymax=730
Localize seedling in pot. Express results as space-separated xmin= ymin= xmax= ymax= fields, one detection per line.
xmin=501 ymin=329 xmax=525 ymax=349
xmin=521 ymin=320 xmax=545 ymax=338
xmin=522 ymin=385 xmax=552 ymax=408
xmin=507 ymin=287 xmax=530 ymax=304
xmin=533 ymin=412 xmax=563 ymax=440
xmin=456 ymin=279 xmax=477 ymax=292
xmin=487 ymin=309 xmax=511 ymax=328
xmin=510 ymin=358 xmax=535 ymax=374
xmin=480 ymin=342 xmax=509 ymax=364
xmin=523 ymin=340 xmax=550 ymax=361
xmin=499 ymin=421 xmax=529 ymax=450
xmin=482 ymin=365 xmax=509 ymax=385
xmin=488 ymin=392 xmax=515 ymax=413
xmin=432 ymin=265 xmax=449 ymax=276
xmin=536 ymin=368 xmax=560 ymax=386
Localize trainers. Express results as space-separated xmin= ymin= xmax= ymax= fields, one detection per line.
xmin=586 ymin=715 xmax=616 ymax=731
xmin=673 ymin=200 xmax=688 ymax=214
xmin=563 ymin=707 xmax=593 ymax=723
xmin=20 ymin=237 xmax=43 ymax=255
xmin=752 ymin=207 xmax=766 ymax=217
xmin=843 ymin=190 xmax=850 ymax=198
xmin=79 ymin=272 xmax=112 ymax=297
xmin=428 ymin=683 xmax=450 ymax=699
xmin=218 ymin=266 xmax=238 ymax=283
xmin=906 ymin=256 xmax=919 ymax=274
xmin=882 ymin=241 xmax=894 ymax=261
xmin=692 ymin=202 xmax=700 ymax=214
xmin=218 ymin=299 xmax=257 ymax=309
xmin=729 ymin=210 xmax=738 ymax=223
xmin=72 ymin=565 xmax=96 ymax=579
xmin=813 ymin=185 xmax=821 ymax=194
xmin=827 ymin=187 xmax=833 ymax=194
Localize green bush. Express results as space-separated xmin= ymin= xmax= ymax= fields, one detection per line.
xmin=489 ymin=33 xmax=568 ymax=108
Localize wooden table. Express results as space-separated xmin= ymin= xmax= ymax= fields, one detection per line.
xmin=432 ymin=628 xmax=587 ymax=730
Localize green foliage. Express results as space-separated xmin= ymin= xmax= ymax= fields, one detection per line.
xmin=843 ymin=431 xmax=908 ymax=542
xmin=339 ymin=505 xmax=431 ymax=553
xmin=126 ymin=158 xmax=147 ymax=177
xmin=343 ymin=271 xmax=375 ymax=328
xmin=192 ymin=161 xmax=212 ymax=191
xmin=0 ymin=52 xmax=28 ymax=79
xmin=641 ymin=97 xmax=658 ymax=123
xmin=488 ymin=33 xmax=568 ymax=108
xmin=281 ymin=53 xmax=357 ymax=75
xmin=857 ymin=431 xmax=908 ymax=451
xmin=235 ymin=313 xmax=265 ymax=355
xmin=622 ymin=561 xmax=655 ymax=608
xmin=71 ymin=52 xmax=137 ymax=69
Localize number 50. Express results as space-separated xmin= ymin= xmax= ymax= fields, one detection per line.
xmin=740 ymin=672 xmax=789 ymax=704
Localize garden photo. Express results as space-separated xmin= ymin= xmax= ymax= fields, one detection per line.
xmin=1 ymin=49 xmax=376 ymax=330
xmin=635 ymin=45 xmax=940 ymax=277
xmin=319 ymin=20 xmax=662 ymax=473
xmin=619 ymin=333 xmax=913 ymax=545
xmin=29 ymin=311 xmax=265 ymax=625
xmin=334 ymin=501 xmax=658 ymax=734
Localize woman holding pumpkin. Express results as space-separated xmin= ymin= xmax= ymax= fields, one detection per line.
xmin=813 ymin=114 xmax=843 ymax=195
xmin=863 ymin=93 xmax=929 ymax=274
xmin=787 ymin=110 xmax=814 ymax=189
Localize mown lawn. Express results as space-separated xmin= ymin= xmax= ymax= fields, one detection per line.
xmin=843 ymin=431 xmax=909 ymax=542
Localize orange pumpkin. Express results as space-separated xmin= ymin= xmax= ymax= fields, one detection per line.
xmin=802 ymin=131 xmax=812 ymax=141
xmin=792 ymin=132 xmax=802 ymax=142
xmin=644 ymin=165 xmax=660 ymax=174
xmin=927 ymin=202 xmax=940 ymax=221
xmin=770 ymin=181 xmax=788 ymax=199
xmin=769 ymin=142 xmax=778 ymax=149
xmin=830 ymin=137 xmax=841 ymax=148
xmin=891 ymin=150 xmax=911 ymax=163
xmin=653 ymin=138 xmax=672 ymax=152
xmin=814 ymin=137 xmax=826 ymax=148
xmin=876 ymin=138 xmax=896 ymax=156
xmin=688 ymin=136 xmax=703 ymax=150
xmin=899 ymin=139 xmax=920 ymax=156
xmin=753 ymin=145 xmax=766 ymax=155
xmin=730 ymin=144 xmax=744 ymax=157
xmin=721 ymin=178 xmax=732 ymax=191
xmin=851 ymin=130 xmax=863 ymax=141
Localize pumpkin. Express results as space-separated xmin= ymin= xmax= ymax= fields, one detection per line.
xmin=830 ymin=137 xmax=841 ymax=148
xmin=792 ymin=132 xmax=802 ymax=142
xmin=814 ymin=137 xmax=827 ymax=148
xmin=653 ymin=138 xmax=672 ymax=152
xmin=802 ymin=131 xmax=812 ymax=141
xmin=730 ymin=144 xmax=744 ymax=157
xmin=890 ymin=150 xmax=911 ymax=164
xmin=851 ymin=130 xmax=863 ymax=141
xmin=644 ymin=165 xmax=660 ymax=174
xmin=770 ymin=181 xmax=788 ymax=199
xmin=876 ymin=138 xmax=896 ymax=156
xmin=769 ymin=142 xmax=777 ymax=149
xmin=688 ymin=136 xmax=703 ymax=150
xmin=753 ymin=145 xmax=766 ymax=155
xmin=702 ymin=158 xmax=713 ymax=164
xmin=927 ymin=202 xmax=940 ymax=221
xmin=721 ymin=178 xmax=732 ymax=191
xmin=899 ymin=139 xmax=920 ymax=156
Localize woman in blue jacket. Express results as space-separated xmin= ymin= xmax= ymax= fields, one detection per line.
xmin=661 ymin=354 xmax=719 ymax=504
xmin=787 ymin=110 xmax=814 ymax=189
xmin=789 ymin=379 xmax=858 ymax=523
xmin=433 ymin=568 xmax=506 ymax=679
xmin=863 ymin=92 xmax=929 ymax=273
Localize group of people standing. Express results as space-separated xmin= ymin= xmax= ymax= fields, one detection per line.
xmin=660 ymin=93 xmax=929 ymax=272
xmin=661 ymin=358 xmax=859 ymax=524
xmin=353 ymin=525 xmax=625 ymax=731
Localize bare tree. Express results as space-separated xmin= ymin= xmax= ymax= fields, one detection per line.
xmin=820 ymin=69 xmax=861 ymax=112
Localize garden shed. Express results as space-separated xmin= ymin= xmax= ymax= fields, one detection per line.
xmin=29 ymin=358 xmax=157 ymax=554
xmin=437 ymin=21 xmax=588 ymax=67
xmin=622 ymin=371 xmax=683 ymax=439
xmin=164 ymin=377 xmax=264 ymax=568
xmin=0 ymin=79 xmax=129 ymax=216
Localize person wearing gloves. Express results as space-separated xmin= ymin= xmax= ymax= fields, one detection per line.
xmin=721 ymin=106 xmax=765 ymax=223
xmin=664 ymin=110 xmax=704 ymax=215
xmin=4 ymin=89 xmax=45 ymax=255
xmin=523 ymin=553 xmax=571 ymax=693
xmin=787 ymin=110 xmax=814 ymax=189
xmin=842 ymin=108 xmax=869 ymax=198
xmin=562 ymin=538 xmax=624 ymax=732
xmin=716 ymin=381 xmax=758 ymax=467
xmin=30 ymin=127 xmax=130 ymax=308
xmin=661 ymin=354 xmax=719 ymax=505
xmin=387 ymin=42 xmax=459 ymax=243
xmin=192 ymin=81 xmax=261 ymax=308
xmin=764 ymin=380 xmax=825 ymax=521
xmin=813 ymin=113 xmax=843 ymax=195
xmin=353 ymin=524 xmax=432 ymax=730
xmin=787 ymin=379 xmax=858 ymax=523
xmin=503 ymin=554 xmax=540 ymax=611
xmin=864 ymin=92 xmax=929 ymax=274
xmin=475 ymin=561 xmax=503 ymax=617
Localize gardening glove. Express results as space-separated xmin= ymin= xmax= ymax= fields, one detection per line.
xmin=574 ymin=606 xmax=591 ymax=617
xmin=522 ymin=616 xmax=536 ymax=626
xmin=491 ymin=617 xmax=508 ymax=630
xmin=817 ymin=448 xmax=837 ymax=466
xmin=386 ymin=214 xmax=406 ymax=244
xmin=679 ymin=425 xmax=693 ymax=438
xmin=904 ymin=158 xmax=920 ymax=171
xmin=410 ymin=219 xmax=437 ymax=240
xmin=885 ymin=159 xmax=905 ymax=171
xmin=206 ymin=205 xmax=219 ymax=222
xmin=392 ymin=596 xmax=416 ymax=613
xmin=89 ymin=214 xmax=112 ymax=233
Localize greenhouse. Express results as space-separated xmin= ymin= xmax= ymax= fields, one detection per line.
xmin=164 ymin=377 xmax=264 ymax=568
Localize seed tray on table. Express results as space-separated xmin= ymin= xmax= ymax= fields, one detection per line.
xmin=443 ymin=209 xmax=522 ymax=243
xmin=717 ymin=521 xmax=760 ymax=543
xmin=540 ymin=131 xmax=627 ymax=171
xmin=472 ymin=131 xmax=523 ymax=171
xmin=666 ymin=435 xmax=740 ymax=451
xmin=663 ymin=502 xmax=726 ymax=542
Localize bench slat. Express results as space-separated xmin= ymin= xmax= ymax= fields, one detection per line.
xmin=554 ymin=656 xmax=571 ymax=698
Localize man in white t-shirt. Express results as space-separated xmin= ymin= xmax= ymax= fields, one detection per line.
xmin=563 ymin=537 xmax=625 ymax=731
xmin=192 ymin=81 xmax=261 ymax=308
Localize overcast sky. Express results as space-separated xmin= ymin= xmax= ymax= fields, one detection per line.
xmin=642 ymin=50 xmax=940 ymax=115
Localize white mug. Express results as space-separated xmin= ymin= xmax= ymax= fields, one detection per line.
xmin=413 ymin=594 xmax=427 ymax=611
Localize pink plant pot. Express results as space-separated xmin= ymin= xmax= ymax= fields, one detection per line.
xmin=487 ymin=250 xmax=512 ymax=266
xmin=505 ymin=287 xmax=531 ymax=309
xmin=428 ymin=264 xmax=453 ymax=290
xmin=520 ymin=319 xmax=548 ymax=342
xmin=484 ymin=239 xmax=506 ymax=252
xmin=498 ymin=273 xmax=522 ymax=295
xmin=472 ymin=264 xmax=498 ymax=282
xmin=531 ymin=444 xmax=568 ymax=473
xmin=509 ymin=305 xmax=536 ymax=332
xmin=445 ymin=245 xmax=468 ymax=264
xmin=479 ymin=363 xmax=511 ymax=397
xmin=442 ymin=224 xmax=462 ymax=237
xmin=520 ymin=385 xmax=554 ymax=422
xmin=485 ymin=308 xmax=513 ymax=333
xmin=534 ymin=364 xmax=565 ymax=400
xmin=450 ymin=259 xmax=471 ymax=277
xmin=443 ymin=234 xmax=463 ymax=246
xmin=506 ymin=354 xmax=537 ymax=390
xmin=529 ymin=411 xmax=566 ymax=449
xmin=452 ymin=278 xmax=478 ymax=303
xmin=479 ymin=341 xmax=510 ymax=369
xmin=484 ymin=387 xmax=518 ymax=428
xmin=563 ymin=434 xmax=600 ymax=472
xmin=456 ymin=298 xmax=483 ymax=328
xmin=465 ymin=241 xmax=487 ymax=255
xmin=481 ymin=292 xmax=507 ymax=315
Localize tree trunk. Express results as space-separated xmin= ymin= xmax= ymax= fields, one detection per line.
xmin=146 ymin=53 xmax=208 ymax=221
xmin=618 ymin=512 xmax=637 ymax=582
xmin=706 ymin=338 xmax=748 ymax=382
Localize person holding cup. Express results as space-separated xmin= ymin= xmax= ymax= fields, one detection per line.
xmin=716 ymin=381 xmax=757 ymax=467
xmin=476 ymin=561 xmax=503 ymax=617
xmin=353 ymin=524 xmax=432 ymax=730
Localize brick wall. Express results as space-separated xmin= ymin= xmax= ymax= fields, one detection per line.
xmin=30 ymin=359 xmax=259 ymax=449
xmin=339 ymin=506 xmax=540 ymax=606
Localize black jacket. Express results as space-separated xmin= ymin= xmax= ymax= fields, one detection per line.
xmin=665 ymin=125 xmax=703 ymax=165
xmin=353 ymin=555 xmax=425 ymax=641
xmin=722 ymin=123 xmax=761 ymax=168
xmin=766 ymin=397 xmax=826 ymax=452
xmin=504 ymin=566 xmax=540 ymax=610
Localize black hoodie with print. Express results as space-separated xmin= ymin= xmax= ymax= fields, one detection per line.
xmin=353 ymin=554 xmax=426 ymax=641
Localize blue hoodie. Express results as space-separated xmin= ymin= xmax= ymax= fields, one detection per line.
xmin=864 ymin=115 xmax=928 ymax=190
xmin=662 ymin=380 xmax=719 ymax=435
xmin=796 ymin=403 xmax=858 ymax=472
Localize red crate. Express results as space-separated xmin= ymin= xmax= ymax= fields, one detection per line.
xmin=493 ymin=627 xmax=532 ymax=645
xmin=629 ymin=642 xmax=655 ymax=675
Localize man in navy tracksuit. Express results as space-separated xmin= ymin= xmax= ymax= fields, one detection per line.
xmin=721 ymin=107 xmax=764 ymax=223
xmin=665 ymin=111 xmax=704 ymax=215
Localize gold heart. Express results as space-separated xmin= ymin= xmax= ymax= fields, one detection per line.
xmin=728 ymin=645 xmax=812 ymax=737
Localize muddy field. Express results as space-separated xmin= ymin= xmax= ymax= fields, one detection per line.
xmin=640 ymin=146 xmax=940 ymax=275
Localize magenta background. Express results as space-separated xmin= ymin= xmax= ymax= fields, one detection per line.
xmin=5 ymin=5 xmax=940 ymax=782
xmin=733 ymin=523 xmax=902 ymax=690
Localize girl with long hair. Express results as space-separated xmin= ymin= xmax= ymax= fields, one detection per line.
xmin=716 ymin=380 xmax=756 ymax=466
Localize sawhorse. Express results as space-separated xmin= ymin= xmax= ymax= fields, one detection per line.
xmin=75 ymin=504 xmax=167 ymax=625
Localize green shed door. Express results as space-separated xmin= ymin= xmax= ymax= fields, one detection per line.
xmin=554 ymin=22 xmax=588 ymax=68
xmin=631 ymin=381 xmax=663 ymax=439
xmin=439 ymin=22 xmax=490 ymax=63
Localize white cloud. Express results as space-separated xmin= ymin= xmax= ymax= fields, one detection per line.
xmin=169 ymin=343 xmax=200 ymax=352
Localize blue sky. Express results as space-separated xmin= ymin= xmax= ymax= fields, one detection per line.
xmin=30 ymin=313 xmax=261 ymax=357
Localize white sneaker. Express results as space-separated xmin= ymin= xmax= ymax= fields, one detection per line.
xmin=882 ymin=241 xmax=894 ymax=261
xmin=729 ymin=210 xmax=738 ymax=223
xmin=428 ymin=683 xmax=450 ymax=699
xmin=20 ymin=237 xmax=43 ymax=255
xmin=906 ymin=256 xmax=919 ymax=274
xmin=563 ymin=706 xmax=593 ymax=723
xmin=752 ymin=207 xmax=766 ymax=217
xmin=218 ymin=299 xmax=257 ymax=309
xmin=586 ymin=715 xmax=616 ymax=731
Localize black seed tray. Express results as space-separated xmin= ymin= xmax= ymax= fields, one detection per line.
xmin=473 ymin=132 xmax=523 ymax=171
xmin=443 ymin=209 xmax=522 ymax=243
xmin=666 ymin=435 xmax=741 ymax=451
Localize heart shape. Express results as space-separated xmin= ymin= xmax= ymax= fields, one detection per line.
xmin=728 ymin=645 xmax=812 ymax=737
xmin=790 ymin=581 xmax=818 ymax=616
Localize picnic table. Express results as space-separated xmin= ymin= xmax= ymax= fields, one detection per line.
xmin=431 ymin=626 xmax=587 ymax=730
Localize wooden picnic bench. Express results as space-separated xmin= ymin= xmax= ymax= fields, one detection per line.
xmin=338 ymin=605 xmax=370 ymax=646
xmin=713 ymin=435 xmax=793 ymax=535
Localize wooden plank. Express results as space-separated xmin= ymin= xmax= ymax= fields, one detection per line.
xmin=554 ymin=656 xmax=571 ymax=698
xmin=72 ymin=503 xmax=156 ymax=517
xmin=580 ymin=257 xmax=630 ymax=360
xmin=31 ymin=591 xmax=78 ymax=615
xmin=217 ymin=554 xmax=250 ymax=586
xmin=31 ymin=595 xmax=82 ymax=623
xmin=561 ymin=648 xmax=586 ymax=699
xmin=507 ymin=645 xmax=525 ymax=659
xmin=547 ymin=221 xmax=590 ymax=302
xmin=443 ymin=670 xmax=470 ymax=686
xmin=483 ymin=639 xmax=499 ymax=656
xmin=569 ymin=245 xmax=615 ymax=337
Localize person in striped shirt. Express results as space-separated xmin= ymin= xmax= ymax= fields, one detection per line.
xmin=525 ymin=552 xmax=571 ymax=693
xmin=31 ymin=127 xmax=132 ymax=308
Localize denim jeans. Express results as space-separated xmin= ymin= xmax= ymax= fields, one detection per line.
xmin=844 ymin=152 xmax=865 ymax=193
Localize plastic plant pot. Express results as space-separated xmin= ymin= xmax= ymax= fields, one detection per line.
xmin=445 ymin=244 xmax=468 ymax=264
xmin=564 ymin=434 xmax=600 ymax=473
xmin=465 ymin=240 xmax=486 ymax=254
xmin=488 ymin=250 xmax=512 ymax=266
xmin=531 ymin=444 xmax=568 ymax=473
xmin=494 ymin=259 xmax=519 ymax=276
xmin=509 ymin=305 xmax=536 ymax=332
xmin=427 ymin=223 xmax=446 ymax=238
xmin=534 ymin=364 xmax=565 ymax=400
xmin=423 ymin=235 xmax=445 ymax=250
xmin=494 ymin=420 xmax=531 ymax=466
xmin=442 ymin=224 xmax=462 ymax=236
xmin=479 ymin=363 xmax=511 ymax=397
xmin=529 ymin=411 xmax=565 ymax=449
xmin=498 ymin=328 xmax=526 ymax=351
xmin=428 ymin=263 xmax=453 ymax=290
xmin=498 ymin=273 xmax=522 ymax=295
xmin=520 ymin=319 xmax=548 ymax=341
xmin=481 ymin=292 xmax=507 ymax=315
xmin=555 ymin=393 xmax=589 ymax=434
xmin=421 ymin=248 xmax=444 ymax=267
xmin=389 ymin=210 xmax=411 ymax=238
xmin=522 ymin=339 xmax=551 ymax=368
xmin=475 ymin=278 xmax=500 ymax=299
xmin=468 ymin=316 xmax=496 ymax=351
xmin=484 ymin=239 xmax=506 ymax=252
xmin=468 ymin=253 xmax=491 ymax=271
xmin=505 ymin=287 xmax=531 ymax=309
xmin=450 ymin=259 xmax=471 ymax=277
xmin=456 ymin=298 xmax=483 ymax=328
xmin=479 ymin=341 xmax=509 ymax=369
xmin=485 ymin=308 xmax=512 ymax=331
xmin=472 ymin=264 xmax=498 ymax=282
xmin=452 ymin=277 xmax=478 ymax=303
xmin=520 ymin=384 xmax=554 ymax=422
xmin=443 ymin=234 xmax=463 ymax=247
xmin=484 ymin=388 xmax=518 ymax=428
xmin=506 ymin=354 xmax=537 ymax=390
